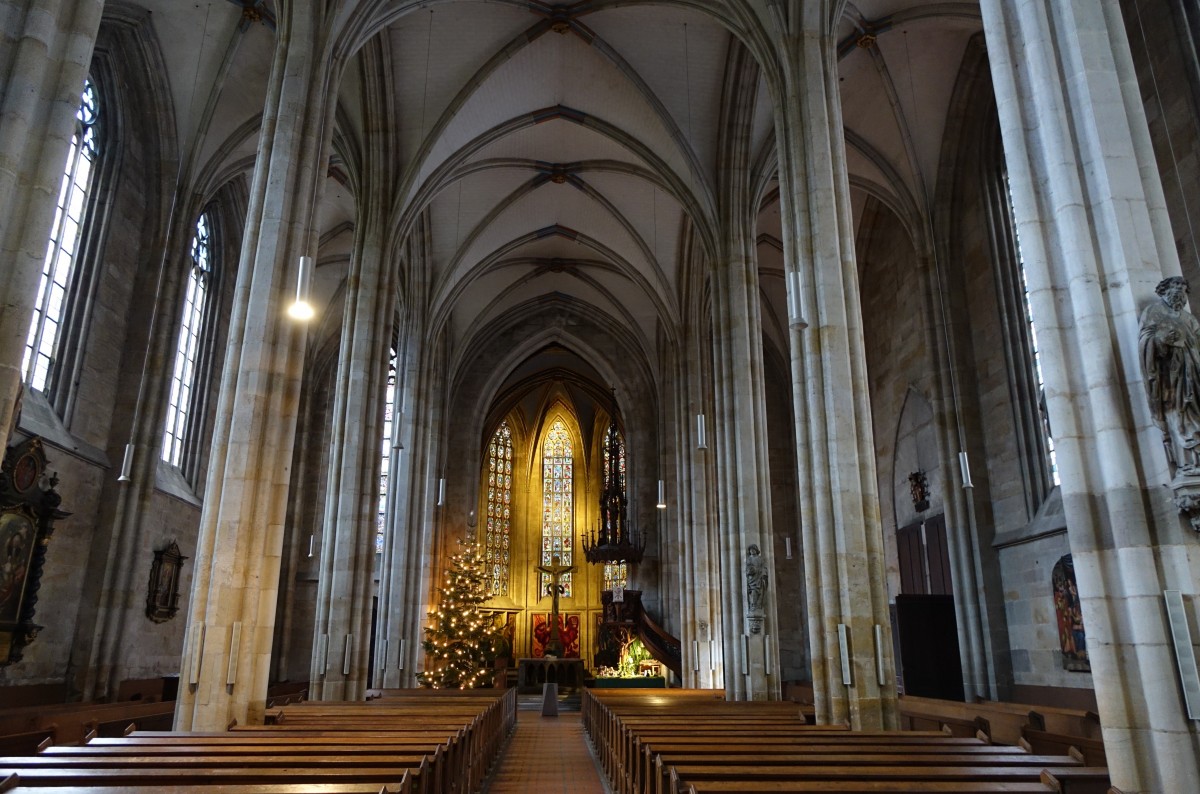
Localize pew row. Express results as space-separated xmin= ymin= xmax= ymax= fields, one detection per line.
xmin=583 ymin=689 xmax=1111 ymax=794
xmin=0 ymin=688 xmax=516 ymax=794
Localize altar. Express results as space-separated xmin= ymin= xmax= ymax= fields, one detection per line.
xmin=516 ymin=657 xmax=586 ymax=694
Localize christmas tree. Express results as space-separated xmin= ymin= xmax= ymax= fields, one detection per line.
xmin=418 ymin=538 xmax=501 ymax=688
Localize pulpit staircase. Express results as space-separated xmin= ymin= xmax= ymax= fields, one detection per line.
xmin=601 ymin=589 xmax=682 ymax=677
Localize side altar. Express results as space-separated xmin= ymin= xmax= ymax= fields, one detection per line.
xmin=516 ymin=657 xmax=586 ymax=694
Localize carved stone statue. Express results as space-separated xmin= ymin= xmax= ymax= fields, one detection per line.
xmin=745 ymin=544 xmax=767 ymax=634
xmin=1140 ymin=276 xmax=1200 ymax=475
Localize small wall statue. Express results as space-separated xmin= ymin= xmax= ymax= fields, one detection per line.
xmin=1139 ymin=276 xmax=1200 ymax=529
xmin=745 ymin=544 xmax=767 ymax=634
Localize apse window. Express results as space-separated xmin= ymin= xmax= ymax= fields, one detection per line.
xmin=484 ymin=421 xmax=513 ymax=595
xmin=541 ymin=419 xmax=574 ymax=598
xmin=162 ymin=213 xmax=212 ymax=467
xmin=23 ymin=77 xmax=102 ymax=394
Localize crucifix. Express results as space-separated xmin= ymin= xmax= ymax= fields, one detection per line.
xmin=536 ymin=554 xmax=575 ymax=656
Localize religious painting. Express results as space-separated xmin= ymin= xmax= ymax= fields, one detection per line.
xmin=0 ymin=512 xmax=36 ymax=626
xmin=531 ymin=612 xmax=580 ymax=658
xmin=1052 ymin=554 xmax=1090 ymax=672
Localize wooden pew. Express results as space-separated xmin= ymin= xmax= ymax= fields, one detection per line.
xmin=899 ymin=695 xmax=1101 ymax=746
xmin=665 ymin=764 xmax=1086 ymax=793
xmin=0 ymin=729 xmax=54 ymax=756
xmin=0 ymin=699 xmax=176 ymax=745
xmin=1021 ymin=726 xmax=1107 ymax=767
xmin=1 ymin=688 xmax=516 ymax=794
xmin=651 ymin=753 xmax=1078 ymax=794
xmin=583 ymin=689 xmax=1110 ymax=794
xmin=684 ymin=783 xmax=1055 ymax=793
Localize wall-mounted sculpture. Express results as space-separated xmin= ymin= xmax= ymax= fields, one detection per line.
xmin=746 ymin=544 xmax=767 ymax=634
xmin=1139 ymin=276 xmax=1200 ymax=529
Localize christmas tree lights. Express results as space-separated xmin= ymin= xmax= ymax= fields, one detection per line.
xmin=418 ymin=538 xmax=502 ymax=689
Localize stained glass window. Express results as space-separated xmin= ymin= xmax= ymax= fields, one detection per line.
xmin=162 ymin=212 xmax=212 ymax=465
xmin=23 ymin=77 xmax=101 ymax=392
xmin=485 ymin=421 xmax=513 ymax=596
xmin=603 ymin=562 xmax=627 ymax=591
xmin=602 ymin=429 xmax=627 ymax=590
xmin=541 ymin=419 xmax=573 ymax=597
xmin=377 ymin=348 xmax=398 ymax=554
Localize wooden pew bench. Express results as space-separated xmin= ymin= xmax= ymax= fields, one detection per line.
xmin=0 ymin=729 xmax=54 ymax=756
xmin=683 ymin=782 xmax=1055 ymax=793
xmin=635 ymin=741 xmax=1036 ymax=794
xmin=0 ymin=689 xmax=518 ymax=794
xmin=1 ymin=778 xmax=405 ymax=794
xmin=624 ymin=734 xmax=995 ymax=794
xmin=665 ymin=764 xmax=1090 ymax=794
xmin=1021 ymin=727 xmax=1107 ymax=767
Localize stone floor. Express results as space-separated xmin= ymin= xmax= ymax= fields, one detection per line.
xmin=483 ymin=710 xmax=609 ymax=793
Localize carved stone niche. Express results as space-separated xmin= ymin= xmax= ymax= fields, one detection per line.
xmin=146 ymin=541 xmax=187 ymax=623
xmin=0 ymin=437 xmax=69 ymax=666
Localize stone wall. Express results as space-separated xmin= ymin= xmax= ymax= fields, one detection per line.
xmin=764 ymin=342 xmax=808 ymax=683
xmin=857 ymin=197 xmax=935 ymax=599
xmin=1122 ymin=0 xmax=1200 ymax=285
xmin=996 ymin=531 xmax=1092 ymax=692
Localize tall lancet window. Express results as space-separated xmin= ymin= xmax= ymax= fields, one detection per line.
xmin=162 ymin=212 xmax=212 ymax=466
xmin=602 ymin=431 xmax=627 ymax=590
xmin=485 ymin=421 xmax=513 ymax=596
xmin=23 ymin=77 xmax=102 ymax=393
xmin=1005 ymin=175 xmax=1060 ymax=487
xmin=541 ymin=419 xmax=573 ymax=597
xmin=377 ymin=348 xmax=398 ymax=555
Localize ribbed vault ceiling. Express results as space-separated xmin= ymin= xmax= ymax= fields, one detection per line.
xmin=140 ymin=0 xmax=985 ymax=390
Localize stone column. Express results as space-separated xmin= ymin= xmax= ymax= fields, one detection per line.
xmin=375 ymin=311 xmax=445 ymax=687
xmin=709 ymin=247 xmax=781 ymax=701
xmin=309 ymin=215 xmax=396 ymax=700
xmin=174 ymin=5 xmax=336 ymax=730
xmin=708 ymin=41 xmax=780 ymax=700
xmin=981 ymin=1 xmax=1200 ymax=788
xmin=674 ymin=322 xmax=721 ymax=689
xmin=774 ymin=21 xmax=898 ymax=730
xmin=0 ymin=0 xmax=104 ymax=443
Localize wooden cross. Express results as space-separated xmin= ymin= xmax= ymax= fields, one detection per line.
xmin=536 ymin=554 xmax=574 ymax=656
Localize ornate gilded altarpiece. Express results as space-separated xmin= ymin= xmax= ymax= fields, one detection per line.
xmin=0 ymin=437 xmax=69 ymax=666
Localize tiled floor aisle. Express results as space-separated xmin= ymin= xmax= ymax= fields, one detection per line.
xmin=484 ymin=711 xmax=609 ymax=793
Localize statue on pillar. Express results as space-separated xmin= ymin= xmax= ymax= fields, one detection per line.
xmin=1140 ymin=276 xmax=1200 ymax=529
xmin=745 ymin=544 xmax=767 ymax=634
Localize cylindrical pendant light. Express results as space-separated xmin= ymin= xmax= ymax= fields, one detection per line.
xmin=958 ymin=451 xmax=974 ymax=489
xmin=117 ymin=442 xmax=134 ymax=483
xmin=786 ymin=270 xmax=809 ymax=329
xmin=287 ymin=255 xmax=315 ymax=321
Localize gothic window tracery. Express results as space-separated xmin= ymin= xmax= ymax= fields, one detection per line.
xmin=602 ymin=429 xmax=627 ymax=590
xmin=484 ymin=421 xmax=513 ymax=596
xmin=541 ymin=419 xmax=573 ymax=598
xmin=23 ymin=77 xmax=102 ymax=395
xmin=1004 ymin=175 xmax=1059 ymax=487
xmin=377 ymin=348 xmax=398 ymax=555
xmin=163 ymin=212 xmax=213 ymax=468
